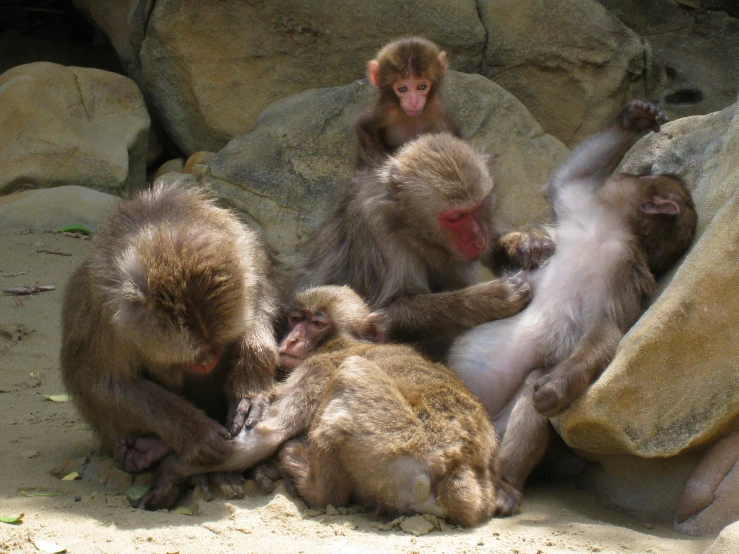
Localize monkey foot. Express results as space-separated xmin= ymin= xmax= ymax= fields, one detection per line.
xmin=493 ymin=481 xmax=523 ymax=517
xmin=499 ymin=228 xmax=555 ymax=270
xmin=532 ymin=370 xmax=575 ymax=417
xmin=115 ymin=436 xmax=172 ymax=473
xmin=130 ymin=468 xmax=186 ymax=511
xmin=191 ymin=471 xmax=246 ymax=501
xmin=618 ymin=100 xmax=668 ymax=133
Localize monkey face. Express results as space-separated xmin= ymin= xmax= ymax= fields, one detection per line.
xmin=279 ymin=309 xmax=333 ymax=369
xmin=438 ymin=203 xmax=489 ymax=260
xmin=393 ymin=76 xmax=432 ymax=117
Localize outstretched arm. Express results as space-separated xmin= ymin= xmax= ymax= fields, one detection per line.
xmin=547 ymin=100 xmax=668 ymax=198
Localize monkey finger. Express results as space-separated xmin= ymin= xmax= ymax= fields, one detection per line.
xmin=228 ymin=398 xmax=252 ymax=436
xmin=244 ymin=395 xmax=270 ymax=429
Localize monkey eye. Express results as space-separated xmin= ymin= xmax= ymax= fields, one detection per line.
xmin=417 ymin=83 xmax=427 ymax=91
xmin=288 ymin=312 xmax=305 ymax=326
xmin=396 ymin=85 xmax=408 ymax=94
xmin=311 ymin=317 xmax=328 ymax=330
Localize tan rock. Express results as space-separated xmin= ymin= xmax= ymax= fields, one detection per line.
xmin=0 ymin=62 xmax=149 ymax=196
xmin=705 ymin=520 xmax=739 ymax=554
xmin=479 ymin=0 xmax=652 ymax=146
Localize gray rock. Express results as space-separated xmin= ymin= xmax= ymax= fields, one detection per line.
xmin=478 ymin=0 xmax=653 ymax=146
xmin=138 ymin=0 xmax=486 ymax=154
xmin=202 ymin=71 xmax=568 ymax=268
xmin=0 ymin=186 xmax=119 ymax=233
xmin=0 ymin=62 xmax=149 ymax=196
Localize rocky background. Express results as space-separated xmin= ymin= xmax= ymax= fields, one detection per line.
xmin=0 ymin=0 xmax=737 ymax=541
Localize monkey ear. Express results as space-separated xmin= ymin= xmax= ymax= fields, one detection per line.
xmin=368 ymin=60 xmax=381 ymax=89
xmin=362 ymin=312 xmax=386 ymax=343
xmin=378 ymin=158 xmax=403 ymax=195
xmin=121 ymin=279 xmax=147 ymax=303
xmin=640 ymin=197 xmax=680 ymax=215
xmin=438 ymin=51 xmax=448 ymax=76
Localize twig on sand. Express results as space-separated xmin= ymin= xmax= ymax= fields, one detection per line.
xmin=36 ymin=249 xmax=72 ymax=256
xmin=3 ymin=286 xmax=56 ymax=295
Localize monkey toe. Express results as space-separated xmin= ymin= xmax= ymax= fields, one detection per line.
xmin=532 ymin=384 xmax=569 ymax=417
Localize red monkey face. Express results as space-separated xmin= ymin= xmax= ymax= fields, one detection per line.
xmin=438 ymin=203 xmax=489 ymax=260
xmin=191 ymin=346 xmax=221 ymax=374
xmin=394 ymin=76 xmax=432 ymax=117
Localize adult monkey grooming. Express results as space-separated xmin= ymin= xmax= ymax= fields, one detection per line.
xmin=61 ymin=180 xmax=281 ymax=486
xmin=449 ymin=100 xmax=697 ymax=515
xmin=294 ymin=133 xmax=550 ymax=345
xmin=355 ymin=36 xmax=460 ymax=168
xmin=122 ymin=286 xmax=500 ymax=525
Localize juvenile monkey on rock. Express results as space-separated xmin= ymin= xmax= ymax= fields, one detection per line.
xmin=355 ymin=36 xmax=461 ymax=168
xmin=448 ymin=100 xmax=697 ymax=515
xmin=60 ymin=180 xmax=282 ymax=505
xmin=123 ymin=285 xmax=500 ymax=525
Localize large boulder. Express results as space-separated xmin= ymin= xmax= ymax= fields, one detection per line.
xmin=597 ymin=0 xmax=739 ymax=120
xmin=0 ymin=62 xmax=149 ymax=196
xmin=200 ymin=71 xmax=569 ymax=268
xmin=138 ymin=0 xmax=485 ymax=154
xmin=478 ymin=0 xmax=654 ymax=146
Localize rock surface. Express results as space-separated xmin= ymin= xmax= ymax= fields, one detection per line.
xmin=202 ymin=71 xmax=568 ymax=267
xmin=0 ymin=186 xmax=119 ymax=233
xmin=0 ymin=62 xmax=149 ymax=196
xmin=479 ymin=0 xmax=653 ymax=146
xmin=705 ymin=519 xmax=739 ymax=554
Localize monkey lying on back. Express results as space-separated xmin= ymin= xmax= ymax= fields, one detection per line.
xmin=448 ymin=100 xmax=697 ymax=515
xmin=124 ymin=286 xmax=499 ymax=525
xmin=61 ymin=180 xmax=281 ymax=503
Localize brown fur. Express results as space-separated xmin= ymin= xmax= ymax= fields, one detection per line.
xmin=60 ymin=179 xmax=281 ymax=480
xmin=355 ymin=36 xmax=460 ymax=168
xmin=136 ymin=286 xmax=499 ymax=525
xmin=449 ymin=101 xmax=698 ymax=515
xmin=295 ymin=133 xmax=547 ymax=346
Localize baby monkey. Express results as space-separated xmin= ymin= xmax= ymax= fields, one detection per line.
xmin=449 ymin=100 xmax=697 ymax=515
xmin=133 ymin=286 xmax=499 ymax=526
xmin=355 ymin=36 xmax=460 ymax=168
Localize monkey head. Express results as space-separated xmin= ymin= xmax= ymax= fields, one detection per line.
xmin=603 ymin=173 xmax=697 ymax=278
xmin=279 ymin=286 xmax=385 ymax=369
xmin=378 ymin=133 xmax=496 ymax=262
xmin=368 ymin=36 xmax=447 ymax=118
xmin=109 ymin=226 xmax=247 ymax=374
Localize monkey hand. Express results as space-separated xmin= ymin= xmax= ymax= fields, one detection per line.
xmin=115 ymin=436 xmax=171 ymax=473
xmin=618 ymin=100 xmax=668 ymax=133
xmin=472 ymin=276 xmax=532 ymax=322
xmin=179 ymin=418 xmax=234 ymax=466
xmin=498 ymin=228 xmax=555 ymax=270
xmin=493 ymin=479 xmax=523 ymax=517
xmin=531 ymin=367 xmax=577 ymax=417
xmin=227 ymin=393 xmax=271 ymax=436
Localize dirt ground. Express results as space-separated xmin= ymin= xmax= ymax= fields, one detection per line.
xmin=0 ymin=231 xmax=718 ymax=554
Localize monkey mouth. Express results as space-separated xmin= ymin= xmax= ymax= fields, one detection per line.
xmin=279 ymin=352 xmax=303 ymax=368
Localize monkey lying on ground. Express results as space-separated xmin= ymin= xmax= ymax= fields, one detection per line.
xmin=355 ymin=36 xmax=460 ymax=169
xmin=294 ymin=133 xmax=552 ymax=350
xmin=448 ymin=100 xmax=697 ymax=515
xmin=123 ymin=286 xmax=500 ymax=525
xmin=61 ymin=180 xmax=282 ymax=503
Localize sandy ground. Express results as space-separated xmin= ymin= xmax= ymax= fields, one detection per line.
xmin=0 ymin=231 xmax=718 ymax=554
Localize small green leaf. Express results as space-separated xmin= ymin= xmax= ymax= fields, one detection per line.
xmin=55 ymin=225 xmax=92 ymax=235
xmin=173 ymin=506 xmax=193 ymax=516
xmin=33 ymin=539 xmax=66 ymax=553
xmin=0 ymin=514 xmax=23 ymax=525
xmin=60 ymin=472 xmax=79 ymax=481
xmin=126 ymin=483 xmax=150 ymax=501
xmin=44 ymin=395 xmax=72 ymax=403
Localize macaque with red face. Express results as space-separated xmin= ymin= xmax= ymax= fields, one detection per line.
xmin=293 ymin=133 xmax=552 ymax=350
xmin=355 ymin=36 xmax=461 ymax=168
xmin=448 ymin=101 xmax=698 ymax=515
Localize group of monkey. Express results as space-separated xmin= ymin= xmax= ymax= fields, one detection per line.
xmin=60 ymin=37 xmax=698 ymax=526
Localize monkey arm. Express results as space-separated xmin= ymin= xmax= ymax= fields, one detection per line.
xmin=354 ymin=112 xmax=390 ymax=168
xmin=531 ymin=321 xmax=623 ymax=417
xmin=385 ymin=276 xmax=530 ymax=341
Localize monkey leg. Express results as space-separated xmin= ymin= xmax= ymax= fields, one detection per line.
xmin=115 ymin=436 xmax=171 ymax=473
xmin=279 ymin=437 xmax=352 ymax=508
xmin=494 ymin=369 xmax=551 ymax=516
